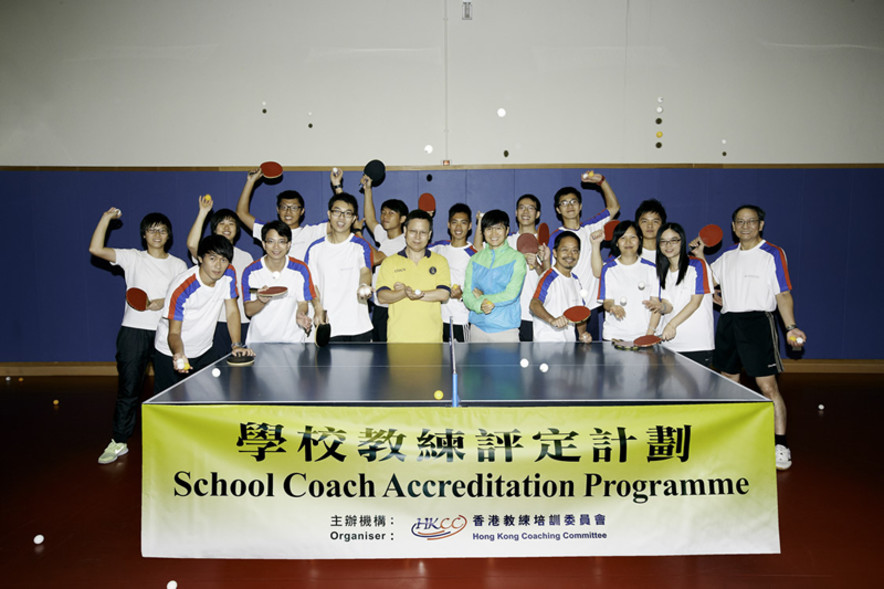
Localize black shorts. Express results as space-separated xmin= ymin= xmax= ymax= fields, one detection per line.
xmin=713 ymin=311 xmax=783 ymax=377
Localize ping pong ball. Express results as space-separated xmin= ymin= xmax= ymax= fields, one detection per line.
xmin=638 ymin=281 xmax=646 ymax=290
xmin=539 ymin=363 xmax=549 ymax=373
xmin=53 ymin=399 xmax=59 ymax=406
xmin=414 ymin=289 xmax=423 ymax=296
xmin=211 ymin=368 xmax=221 ymax=377
xmin=167 ymin=581 xmax=178 ymax=589
xmin=619 ymin=297 xmax=627 ymax=305
xmin=520 ymin=358 xmax=529 ymax=368
xmin=332 ymin=167 xmax=339 ymax=174
xmin=817 ymin=403 xmax=825 ymax=411
xmin=795 ymin=337 xmax=805 ymax=345
xmin=33 ymin=534 xmax=44 ymax=545
xmin=497 ymin=108 xmax=507 ymax=117
xmin=424 ymin=144 xmax=434 ymax=154
xmin=433 ymin=390 xmax=444 ymax=400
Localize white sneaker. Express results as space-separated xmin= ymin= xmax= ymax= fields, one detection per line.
xmin=98 ymin=440 xmax=128 ymax=464
xmin=775 ymin=444 xmax=792 ymax=471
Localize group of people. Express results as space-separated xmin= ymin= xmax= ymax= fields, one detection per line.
xmin=90 ymin=167 xmax=805 ymax=471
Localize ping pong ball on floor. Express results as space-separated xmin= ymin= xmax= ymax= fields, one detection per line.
xmin=520 ymin=358 xmax=529 ymax=368
xmin=433 ymin=390 xmax=444 ymax=400
xmin=33 ymin=534 xmax=44 ymax=545
xmin=212 ymin=368 xmax=221 ymax=377
xmin=539 ymin=363 xmax=549 ymax=373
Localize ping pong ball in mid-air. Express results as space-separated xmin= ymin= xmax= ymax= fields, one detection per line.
xmin=211 ymin=368 xmax=221 ymax=377
xmin=520 ymin=358 xmax=529 ymax=368
xmin=167 ymin=581 xmax=178 ymax=589
xmin=539 ymin=363 xmax=549 ymax=373
xmin=33 ymin=534 xmax=44 ymax=545
xmin=818 ymin=404 xmax=825 ymax=411
xmin=433 ymin=390 xmax=444 ymax=400
xmin=619 ymin=296 xmax=627 ymax=306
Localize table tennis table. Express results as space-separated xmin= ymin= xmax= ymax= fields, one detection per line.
xmin=142 ymin=342 xmax=779 ymax=559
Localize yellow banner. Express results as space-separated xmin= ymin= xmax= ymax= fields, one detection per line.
xmin=142 ymin=402 xmax=778 ymax=558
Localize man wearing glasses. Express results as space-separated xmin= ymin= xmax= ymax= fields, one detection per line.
xmin=699 ymin=204 xmax=807 ymax=471
xmin=241 ymin=221 xmax=319 ymax=344
xmin=304 ymin=194 xmax=374 ymax=342
xmin=549 ymin=171 xmax=621 ymax=312
xmin=236 ymin=166 xmax=328 ymax=260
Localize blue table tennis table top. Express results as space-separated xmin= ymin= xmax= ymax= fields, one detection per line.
xmin=146 ymin=342 xmax=768 ymax=406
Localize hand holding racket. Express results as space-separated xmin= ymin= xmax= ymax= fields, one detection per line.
xmin=661 ymin=323 xmax=677 ymax=341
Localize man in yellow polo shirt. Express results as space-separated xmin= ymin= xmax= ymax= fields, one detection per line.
xmin=376 ymin=210 xmax=451 ymax=342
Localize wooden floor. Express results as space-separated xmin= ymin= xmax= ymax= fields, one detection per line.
xmin=1 ymin=372 xmax=881 ymax=588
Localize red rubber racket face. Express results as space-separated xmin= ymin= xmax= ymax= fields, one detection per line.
xmin=604 ymin=220 xmax=620 ymax=241
xmin=516 ymin=232 xmax=539 ymax=254
xmin=259 ymin=286 xmax=288 ymax=297
xmin=125 ymin=288 xmax=148 ymax=311
xmin=418 ymin=192 xmax=436 ymax=213
xmin=260 ymin=161 xmax=283 ymax=179
xmin=699 ymin=224 xmax=723 ymax=247
xmin=563 ymin=305 xmax=591 ymax=323
xmin=537 ymin=223 xmax=550 ymax=247
xmin=634 ymin=334 xmax=661 ymax=347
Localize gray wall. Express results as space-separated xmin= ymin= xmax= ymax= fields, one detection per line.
xmin=2 ymin=0 xmax=882 ymax=167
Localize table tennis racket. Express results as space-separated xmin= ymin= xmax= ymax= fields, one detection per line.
xmin=418 ymin=192 xmax=436 ymax=214
xmin=126 ymin=288 xmax=149 ymax=311
xmin=537 ymin=223 xmax=550 ymax=248
xmin=612 ymin=339 xmax=638 ymax=351
xmin=634 ymin=334 xmax=661 ymax=348
xmin=260 ymin=161 xmax=283 ymax=179
xmin=227 ymin=354 xmax=256 ymax=367
xmin=563 ymin=305 xmax=591 ymax=324
xmin=315 ymin=311 xmax=331 ymax=347
xmin=516 ymin=233 xmax=539 ymax=254
xmin=604 ymin=220 xmax=620 ymax=241
xmin=363 ymin=159 xmax=386 ymax=187
xmin=698 ymin=224 xmax=723 ymax=248
xmin=258 ymin=286 xmax=287 ymax=298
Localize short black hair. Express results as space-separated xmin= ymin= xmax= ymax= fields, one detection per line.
xmin=210 ymin=208 xmax=240 ymax=243
xmin=554 ymin=186 xmax=582 ymax=208
xmin=610 ymin=220 xmax=642 ymax=258
xmin=140 ymin=212 xmax=173 ymax=252
xmin=554 ymin=230 xmax=580 ymax=252
xmin=448 ymin=202 xmax=472 ymax=221
xmin=405 ymin=209 xmax=433 ymax=229
xmin=381 ymin=199 xmax=409 ymax=220
xmin=261 ymin=220 xmax=292 ymax=243
xmin=276 ymin=190 xmax=304 ymax=208
xmin=197 ymin=234 xmax=233 ymax=263
xmin=732 ymin=204 xmax=765 ymax=224
xmin=328 ymin=192 xmax=359 ymax=218
xmin=516 ymin=193 xmax=541 ymax=213
xmin=481 ymin=209 xmax=510 ymax=233
xmin=635 ymin=199 xmax=667 ymax=224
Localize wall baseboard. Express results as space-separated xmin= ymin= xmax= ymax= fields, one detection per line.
xmin=1 ymin=359 xmax=881 ymax=377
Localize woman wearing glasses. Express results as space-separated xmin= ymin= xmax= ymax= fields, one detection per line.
xmin=655 ymin=223 xmax=714 ymax=367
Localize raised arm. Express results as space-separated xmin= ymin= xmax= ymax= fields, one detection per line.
xmin=361 ymin=175 xmax=379 ymax=234
xmin=583 ymin=170 xmax=620 ymax=218
xmin=89 ymin=207 xmax=121 ymax=263
xmin=186 ymin=194 xmax=213 ymax=259
xmin=235 ymin=168 xmax=263 ymax=232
